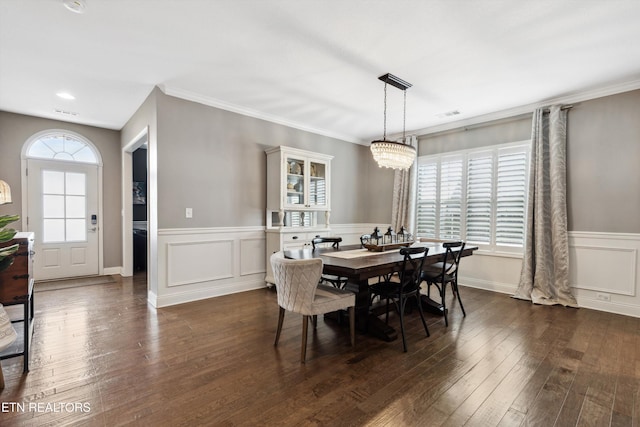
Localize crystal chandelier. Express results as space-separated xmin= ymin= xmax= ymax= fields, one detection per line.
xmin=370 ymin=73 xmax=416 ymax=170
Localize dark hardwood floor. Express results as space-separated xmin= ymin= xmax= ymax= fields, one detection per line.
xmin=1 ymin=273 xmax=638 ymax=426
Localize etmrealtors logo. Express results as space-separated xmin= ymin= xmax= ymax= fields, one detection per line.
xmin=1 ymin=402 xmax=91 ymax=413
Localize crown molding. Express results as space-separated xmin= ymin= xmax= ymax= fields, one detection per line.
xmin=410 ymin=78 xmax=640 ymax=137
xmin=158 ymin=84 xmax=361 ymax=144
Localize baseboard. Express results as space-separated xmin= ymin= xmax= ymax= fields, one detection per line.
xmin=576 ymin=297 xmax=640 ymax=318
xmin=459 ymin=276 xmax=517 ymax=295
xmin=103 ymin=266 xmax=122 ymax=276
xmin=155 ymin=278 xmax=267 ymax=308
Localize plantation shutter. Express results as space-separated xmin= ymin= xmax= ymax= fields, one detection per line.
xmin=496 ymin=148 xmax=528 ymax=246
xmin=438 ymin=156 xmax=463 ymax=239
xmin=465 ymin=153 xmax=493 ymax=244
xmin=416 ymin=160 xmax=438 ymax=237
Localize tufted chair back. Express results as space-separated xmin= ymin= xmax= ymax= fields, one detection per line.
xmin=270 ymin=252 xmax=323 ymax=316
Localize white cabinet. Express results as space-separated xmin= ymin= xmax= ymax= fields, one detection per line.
xmin=266 ymin=146 xmax=332 ymax=226
xmin=265 ymin=229 xmax=329 ymax=284
xmin=265 ymin=146 xmax=333 ymax=284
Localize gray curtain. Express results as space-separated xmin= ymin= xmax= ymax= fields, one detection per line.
xmin=391 ymin=136 xmax=417 ymax=234
xmin=513 ymin=106 xmax=577 ymax=306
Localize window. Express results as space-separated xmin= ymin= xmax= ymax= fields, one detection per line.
xmin=27 ymin=133 xmax=98 ymax=164
xmin=416 ymin=141 xmax=530 ymax=253
xmin=42 ymin=170 xmax=88 ymax=243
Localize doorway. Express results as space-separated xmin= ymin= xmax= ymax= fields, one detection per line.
xmin=21 ymin=130 xmax=103 ymax=281
xmin=121 ymin=128 xmax=148 ymax=278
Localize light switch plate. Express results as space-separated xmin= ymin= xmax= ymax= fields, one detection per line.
xmin=185 ymin=208 xmax=193 ymax=218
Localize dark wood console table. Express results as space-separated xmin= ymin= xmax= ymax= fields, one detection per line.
xmin=0 ymin=232 xmax=35 ymax=373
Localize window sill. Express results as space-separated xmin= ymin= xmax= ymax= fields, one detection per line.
xmin=474 ymin=249 xmax=524 ymax=259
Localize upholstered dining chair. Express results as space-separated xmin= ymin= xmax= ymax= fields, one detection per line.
xmin=0 ymin=303 xmax=18 ymax=389
xmin=420 ymin=241 xmax=466 ymax=326
xmin=311 ymin=236 xmax=348 ymax=289
xmin=369 ymin=246 xmax=430 ymax=352
xmin=270 ymin=252 xmax=355 ymax=363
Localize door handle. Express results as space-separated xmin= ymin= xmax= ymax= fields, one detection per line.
xmin=89 ymin=227 xmax=97 ymax=232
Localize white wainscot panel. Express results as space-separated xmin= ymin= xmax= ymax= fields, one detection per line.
xmin=569 ymin=232 xmax=640 ymax=318
xmin=240 ymin=238 xmax=266 ymax=276
xmin=167 ymin=240 xmax=234 ymax=287
xmin=157 ymin=226 xmax=267 ymax=307
xmin=569 ymin=244 xmax=636 ymax=296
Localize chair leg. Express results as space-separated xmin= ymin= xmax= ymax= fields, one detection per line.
xmin=301 ymin=315 xmax=309 ymax=363
xmin=312 ymin=315 xmax=318 ymax=329
xmin=385 ymin=296 xmax=390 ymax=324
xmin=441 ymin=283 xmax=448 ymax=327
xmin=398 ymin=295 xmax=408 ymax=353
xmin=349 ymin=306 xmax=355 ymax=347
xmin=453 ymin=280 xmax=466 ymax=317
xmin=274 ymin=307 xmax=285 ymax=346
xmin=415 ymin=291 xmax=430 ymax=337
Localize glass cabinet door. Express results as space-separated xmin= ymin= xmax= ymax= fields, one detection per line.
xmin=308 ymin=160 xmax=327 ymax=207
xmin=285 ymin=156 xmax=305 ymax=207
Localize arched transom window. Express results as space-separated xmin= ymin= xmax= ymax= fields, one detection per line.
xmin=27 ymin=133 xmax=98 ymax=164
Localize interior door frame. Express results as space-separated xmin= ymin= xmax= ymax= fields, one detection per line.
xmin=121 ymin=127 xmax=148 ymax=277
xmin=20 ymin=129 xmax=105 ymax=276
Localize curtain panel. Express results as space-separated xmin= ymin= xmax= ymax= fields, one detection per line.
xmin=391 ymin=136 xmax=417 ymax=234
xmin=513 ymin=106 xmax=577 ymax=307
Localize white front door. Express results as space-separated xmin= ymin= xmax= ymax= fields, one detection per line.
xmin=27 ymin=159 xmax=99 ymax=280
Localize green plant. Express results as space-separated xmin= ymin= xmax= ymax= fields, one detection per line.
xmin=0 ymin=214 xmax=20 ymax=272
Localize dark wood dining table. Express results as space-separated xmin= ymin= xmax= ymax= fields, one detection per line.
xmin=284 ymin=242 xmax=477 ymax=342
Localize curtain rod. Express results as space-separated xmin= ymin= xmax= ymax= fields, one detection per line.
xmin=542 ymin=104 xmax=573 ymax=113
xmin=419 ymin=104 xmax=576 ymax=138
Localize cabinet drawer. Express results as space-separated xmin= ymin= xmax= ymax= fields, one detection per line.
xmin=282 ymin=234 xmax=304 ymax=244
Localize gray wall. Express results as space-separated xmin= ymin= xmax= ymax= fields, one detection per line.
xmin=154 ymin=90 xmax=393 ymax=229
xmin=0 ymin=111 xmax=122 ymax=268
xmin=417 ymin=89 xmax=640 ymax=233
xmin=567 ymin=90 xmax=640 ymax=233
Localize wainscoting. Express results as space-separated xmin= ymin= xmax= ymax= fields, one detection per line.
xmin=153 ymin=224 xmax=384 ymax=307
xmin=155 ymin=226 xmax=267 ymax=307
xmin=460 ymin=231 xmax=640 ymax=318
xmin=569 ymin=231 xmax=639 ymax=317
xmin=153 ymin=226 xmax=639 ymax=317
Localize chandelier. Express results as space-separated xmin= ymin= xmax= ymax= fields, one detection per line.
xmin=370 ymin=73 xmax=416 ymax=170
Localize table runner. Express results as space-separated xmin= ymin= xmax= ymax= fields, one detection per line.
xmin=322 ymin=248 xmax=389 ymax=259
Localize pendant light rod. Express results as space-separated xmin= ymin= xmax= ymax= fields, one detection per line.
xmin=378 ymin=73 xmax=412 ymax=91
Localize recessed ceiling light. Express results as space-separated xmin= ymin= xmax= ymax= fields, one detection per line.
xmin=63 ymin=0 xmax=87 ymax=14
xmin=56 ymin=92 xmax=76 ymax=100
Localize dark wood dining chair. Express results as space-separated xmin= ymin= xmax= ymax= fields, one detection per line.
xmin=311 ymin=236 xmax=348 ymax=289
xmin=420 ymin=241 xmax=466 ymax=326
xmin=369 ymin=246 xmax=430 ymax=352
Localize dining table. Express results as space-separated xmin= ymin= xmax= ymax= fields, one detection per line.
xmin=284 ymin=241 xmax=477 ymax=342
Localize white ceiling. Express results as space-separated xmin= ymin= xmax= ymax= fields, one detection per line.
xmin=2 ymin=0 xmax=640 ymax=143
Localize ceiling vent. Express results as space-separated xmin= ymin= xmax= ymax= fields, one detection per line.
xmin=436 ymin=110 xmax=461 ymax=118
xmin=54 ymin=109 xmax=79 ymax=116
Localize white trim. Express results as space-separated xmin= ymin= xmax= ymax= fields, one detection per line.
xmin=103 ymin=266 xmax=121 ymax=275
xmin=122 ymin=127 xmax=148 ymax=278
xmin=160 ymin=85 xmax=360 ymax=144
xmin=569 ymin=231 xmax=640 ymax=240
xmin=159 ymin=225 xmax=264 ymax=236
xmin=154 ymin=278 xmax=267 ymax=308
xmin=458 ymin=277 xmax=517 ymax=295
xmin=412 ymin=78 xmax=640 ymax=137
